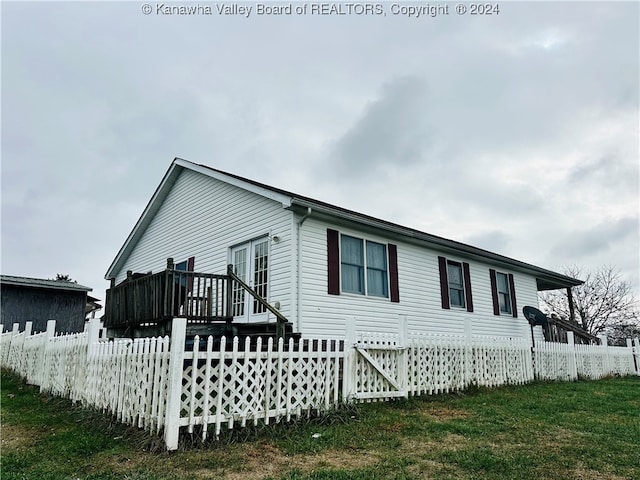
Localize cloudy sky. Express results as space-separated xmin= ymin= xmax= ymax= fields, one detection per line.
xmin=2 ymin=1 xmax=639 ymax=308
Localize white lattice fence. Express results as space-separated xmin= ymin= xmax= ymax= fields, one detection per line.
xmin=349 ymin=333 xmax=533 ymax=400
xmin=2 ymin=318 xmax=639 ymax=452
xmin=177 ymin=335 xmax=343 ymax=442
xmin=406 ymin=336 xmax=466 ymax=396
xmin=20 ymin=331 xmax=47 ymax=385
xmin=534 ymin=339 xmax=638 ymax=381
xmin=352 ymin=334 xmax=405 ymax=400
xmin=469 ymin=337 xmax=533 ymax=387
xmin=0 ymin=328 xmax=12 ymax=365
xmin=41 ymin=331 xmax=89 ymax=400
xmin=5 ymin=329 xmax=27 ymax=373
xmin=84 ymin=336 xmax=171 ymax=433
xmin=534 ymin=341 xmax=576 ymax=381
xmin=573 ymin=344 xmax=636 ymax=379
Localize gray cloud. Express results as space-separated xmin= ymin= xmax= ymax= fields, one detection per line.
xmin=1 ymin=1 xmax=638 ymax=304
xmin=325 ymin=76 xmax=431 ymax=179
xmin=551 ymin=217 xmax=639 ymax=258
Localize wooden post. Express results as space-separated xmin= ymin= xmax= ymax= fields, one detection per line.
xmin=226 ymin=264 xmax=234 ymax=320
xmin=566 ymin=287 xmax=576 ymax=325
xmin=24 ymin=321 xmax=33 ymax=337
xmin=206 ymin=286 xmax=212 ymax=317
xmin=164 ymin=317 xmax=186 ymax=451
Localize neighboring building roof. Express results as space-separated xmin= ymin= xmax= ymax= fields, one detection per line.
xmin=105 ymin=157 xmax=583 ymax=291
xmin=1 ymin=275 xmax=92 ymax=292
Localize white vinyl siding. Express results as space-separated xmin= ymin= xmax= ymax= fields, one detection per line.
xmin=299 ymin=217 xmax=536 ymax=341
xmin=113 ymin=169 xmax=294 ymax=322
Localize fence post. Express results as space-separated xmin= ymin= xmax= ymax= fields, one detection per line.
xmin=342 ymin=317 xmax=357 ymax=402
xmin=464 ymin=319 xmax=473 ymax=386
xmin=398 ymin=316 xmax=408 ymax=398
xmin=164 ymin=317 xmax=187 ymax=451
xmin=39 ymin=320 xmax=56 ymax=391
xmin=633 ymin=338 xmax=640 ymax=376
xmin=87 ymin=317 xmax=100 ymax=358
xmin=566 ymin=331 xmax=577 ymax=380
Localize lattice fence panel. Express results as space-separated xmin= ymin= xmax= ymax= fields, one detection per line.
xmin=179 ymin=335 xmax=344 ymax=441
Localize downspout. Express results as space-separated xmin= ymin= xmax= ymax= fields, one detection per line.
xmin=296 ymin=207 xmax=312 ymax=333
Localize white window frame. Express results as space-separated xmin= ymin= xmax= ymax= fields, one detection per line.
xmin=447 ymin=260 xmax=466 ymax=309
xmin=496 ymin=271 xmax=512 ymax=315
xmin=339 ymin=233 xmax=389 ymax=298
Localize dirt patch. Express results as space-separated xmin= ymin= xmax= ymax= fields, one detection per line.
xmin=418 ymin=405 xmax=471 ymax=421
xmin=0 ymin=423 xmax=43 ymax=450
xmin=567 ymin=464 xmax=628 ymax=480
xmin=399 ymin=433 xmax=467 ymax=454
xmin=188 ymin=442 xmax=379 ymax=480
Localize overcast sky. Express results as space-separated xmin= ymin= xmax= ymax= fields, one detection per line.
xmin=2 ymin=1 xmax=639 ymax=310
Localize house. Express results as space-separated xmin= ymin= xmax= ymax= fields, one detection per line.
xmin=1 ymin=275 xmax=92 ymax=334
xmin=104 ymin=158 xmax=583 ymax=341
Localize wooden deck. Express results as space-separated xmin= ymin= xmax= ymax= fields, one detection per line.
xmin=104 ymin=260 xmax=290 ymax=339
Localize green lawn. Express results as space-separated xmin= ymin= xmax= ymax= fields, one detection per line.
xmin=2 ymin=369 xmax=639 ymax=479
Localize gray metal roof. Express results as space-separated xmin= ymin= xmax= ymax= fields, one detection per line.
xmin=1 ymin=275 xmax=92 ymax=292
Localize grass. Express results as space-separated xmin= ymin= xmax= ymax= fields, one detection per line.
xmin=1 ymin=369 xmax=639 ymax=480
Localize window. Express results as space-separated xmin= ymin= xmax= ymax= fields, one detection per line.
xmin=496 ymin=272 xmax=511 ymax=314
xmin=340 ymin=235 xmax=365 ymax=294
xmin=447 ymin=261 xmax=465 ymax=308
xmin=366 ymin=240 xmax=388 ymax=297
xmin=489 ymin=269 xmax=518 ymax=318
xmin=437 ymin=256 xmax=473 ymax=312
xmin=340 ymin=235 xmax=388 ymax=297
xmin=327 ymin=229 xmax=399 ymax=302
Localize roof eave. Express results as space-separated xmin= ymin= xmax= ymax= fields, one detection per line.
xmin=0 ymin=275 xmax=92 ymax=292
xmin=289 ymin=199 xmax=583 ymax=291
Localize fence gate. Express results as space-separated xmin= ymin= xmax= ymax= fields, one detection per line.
xmin=352 ymin=340 xmax=407 ymax=400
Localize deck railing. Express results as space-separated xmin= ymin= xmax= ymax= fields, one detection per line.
xmin=104 ymin=269 xmax=231 ymax=329
xmin=104 ymin=260 xmax=288 ymax=338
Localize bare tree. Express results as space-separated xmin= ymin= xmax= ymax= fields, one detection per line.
xmin=538 ymin=265 xmax=639 ymax=337
xmin=54 ymin=273 xmax=76 ymax=282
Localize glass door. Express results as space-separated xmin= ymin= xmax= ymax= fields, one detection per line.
xmin=231 ymin=237 xmax=269 ymax=323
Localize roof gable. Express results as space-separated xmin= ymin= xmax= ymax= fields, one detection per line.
xmin=105 ymin=158 xmax=582 ymax=290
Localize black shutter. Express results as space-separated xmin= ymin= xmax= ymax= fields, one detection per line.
xmin=388 ymin=244 xmax=399 ymax=303
xmin=327 ymin=229 xmax=340 ymax=295
xmin=462 ymin=262 xmax=473 ymax=313
xmin=438 ymin=256 xmax=450 ymax=309
xmin=508 ymin=273 xmax=518 ymax=318
xmin=489 ymin=269 xmax=500 ymax=315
